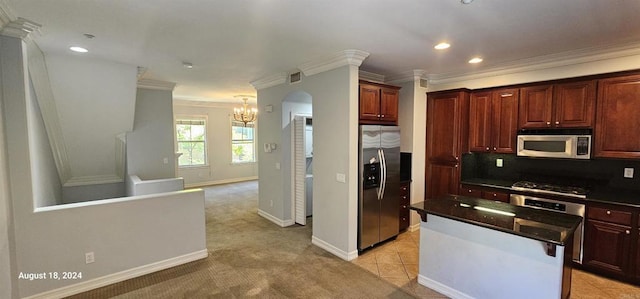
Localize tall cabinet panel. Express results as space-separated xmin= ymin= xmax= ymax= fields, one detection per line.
xmin=595 ymin=74 xmax=640 ymax=159
xmin=425 ymin=89 xmax=469 ymax=199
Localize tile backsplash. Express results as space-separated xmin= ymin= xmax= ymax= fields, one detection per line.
xmin=462 ymin=152 xmax=640 ymax=191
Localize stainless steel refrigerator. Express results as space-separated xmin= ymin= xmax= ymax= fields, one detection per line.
xmin=358 ymin=125 xmax=400 ymax=250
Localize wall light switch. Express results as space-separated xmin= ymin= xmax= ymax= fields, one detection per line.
xmin=336 ymin=173 xmax=346 ymax=183
xmin=624 ymin=168 xmax=634 ymax=179
xmin=85 ymin=252 xmax=95 ymax=264
xmin=496 ymin=159 xmax=503 ymax=168
xmin=275 ymin=162 xmax=281 ymax=170
xmin=163 ymin=157 xmax=169 ymax=164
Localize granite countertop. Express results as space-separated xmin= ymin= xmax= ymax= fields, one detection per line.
xmin=461 ymin=177 xmax=640 ymax=207
xmin=410 ymin=195 xmax=583 ymax=246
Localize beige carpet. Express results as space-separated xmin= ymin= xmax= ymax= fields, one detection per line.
xmin=67 ymin=181 xmax=443 ymax=298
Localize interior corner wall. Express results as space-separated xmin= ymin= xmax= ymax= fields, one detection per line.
xmin=410 ymin=79 xmax=428 ymax=227
xmin=257 ymin=65 xmax=358 ymax=257
xmin=27 ymin=78 xmax=62 ymax=207
xmin=172 ymin=102 xmax=259 ymax=187
xmin=45 ymin=53 xmax=137 ymax=180
xmin=126 ymin=88 xmax=176 ymax=180
xmin=0 ymin=35 xmax=18 ymax=299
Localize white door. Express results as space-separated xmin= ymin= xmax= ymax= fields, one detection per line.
xmin=294 ymin=116 xmax=306 ymax=225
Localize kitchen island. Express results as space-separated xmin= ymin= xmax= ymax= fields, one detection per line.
xmin=410 ymin=195 xmax=582 ymax=299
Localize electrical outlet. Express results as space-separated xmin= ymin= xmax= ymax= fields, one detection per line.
xmin=269 ymin=200 xmax=273 ymax=207
xmin=275 ymin=162 xmax=281 ymax=170
xmin=163 ymin=157 xmax=169 ymax=164
xmin=624 ymin=168 xmax=634 ymax=179
xmin=336 ymin=173 xmax=346 ymax=183
xmin=85 ymin=252 xmax=95 ymax=264
xmin=496 ymin=159 xmax=503 ymax=168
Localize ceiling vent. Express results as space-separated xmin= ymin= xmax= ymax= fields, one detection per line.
xmin=289 ymin=71 xmax=302 ymax=84
xmin=420 ymin=79 xmax=429 ymax=88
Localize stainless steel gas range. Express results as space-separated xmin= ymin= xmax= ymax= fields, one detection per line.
xmin=509 ymin=181 xmax=586 ymax=264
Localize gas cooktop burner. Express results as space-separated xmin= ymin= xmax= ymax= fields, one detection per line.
xmin=511 ymin=181 xmax=588 ymax=199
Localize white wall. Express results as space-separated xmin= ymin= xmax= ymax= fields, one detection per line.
xmin=2 ymin=34 xmax=206 ymax=299
xmin=257 ymin=65 xmax=359 ymax=259
xmin=127 ymin=88 xmax=176 ymax=180
xmin=173 ymin=101 xmax=258 ymax=187
xmin=45 ymin=53 xmax=137 ymax=182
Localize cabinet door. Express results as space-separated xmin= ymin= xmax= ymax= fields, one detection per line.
xmin=399 ymin=183 xmax=410 ymax=231
xmin=426 ymin=164 xmax=459 ymax=198
xmin=459 ymin=185 xmax=482 ymax=198
xmin=359 ymin=85 xmax=381 ymax=122
xmin=519 ymin=85 xmax=553 ymax=129
xmin=427 ymin=92 xmax=464 ymax=164
xmin=595 ymin=74 xmax=640 ymax=159
xmin=583 ymin=219 xmax=631 ymax=277
xmin=469 ymin=91 xmax=492 ymax=152
xmin=481 ymin=190 xmax=510 ymax=203
xmin=492 ymin=88 xmax=519 ymax=153
xmin=380 ymin=88 xmax=399 ymax=124
xmin=554 ymin=80 xmax=596 ymax=128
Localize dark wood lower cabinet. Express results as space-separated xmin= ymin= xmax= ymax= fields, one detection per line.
xmin=459 ymin=184 xmax=510 ymax=203
xmin=583 ymin=219 xmax=632 ymax=278
xmin=399 ymin=182 xmax=410 ymax=231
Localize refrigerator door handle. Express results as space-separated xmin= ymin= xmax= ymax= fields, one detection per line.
xmin=376 ymin=149 xmax=383 ymax=200
xmin=380 ymin=148 xmax=387 ymax=200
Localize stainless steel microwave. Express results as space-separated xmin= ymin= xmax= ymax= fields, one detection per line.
xmin=516 ymin=129 xmax=592 ymax=159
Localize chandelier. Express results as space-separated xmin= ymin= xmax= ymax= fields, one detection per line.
xmin=233 ymin=96 xmax=257 ymax=126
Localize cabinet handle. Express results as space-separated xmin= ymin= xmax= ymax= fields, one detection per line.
xmin=555 ymin=121 xmax=560 ymax=125
xmin=606 ymin=210 xmax=611 ymax=215
xmin=626 ymin=230 xmax=630 ymax=235
xmin=546 ymin=121 xmax=551 ymax=126
xmin=468 ymin=189 xmax=472 ymax=193
xmin=381 ymin=114 xmax=385 ymax=118
xmin=493 ymin=147 xmax=497 ymax=151
xmin=486 ymin=147 xmax=490 ymax=151
xmin=377 ymin=114 xmax=381 ymax=117
xmin=500 ymin=93 xmax=513 ymax=97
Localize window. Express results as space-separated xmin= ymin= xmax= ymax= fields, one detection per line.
xmin=176 ymin=119 xmax=206 ymax=166
xmin=231 ymin=121 xmax=255 ymax=163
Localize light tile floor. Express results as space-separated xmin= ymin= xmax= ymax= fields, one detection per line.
xmin=352 ymin=229 xmax=640 ymax=298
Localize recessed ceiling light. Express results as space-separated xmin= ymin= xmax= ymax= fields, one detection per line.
xmin=69 ymin=46 xmax=88 ymax=53
xmin=434 ymin=42 xmax=451 ymax=50
xmin=461 ymin=0 xmax=474 ymax=4
xmin=183 ymin=62 xmax=193 ymax=69
xmin=468 ymin=57 xmax=483 ymax=64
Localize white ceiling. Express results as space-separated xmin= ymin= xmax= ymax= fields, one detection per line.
xmin=5 ymin=0 xmax=640 ymax=103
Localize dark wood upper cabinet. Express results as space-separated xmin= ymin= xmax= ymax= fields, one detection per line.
xmin=469 ymin=88 xmax=519 ymax=153
xmin=554 ymin=80 xmax=596 ymax=128
xmin=595 ymin=74 xmax=640 ymax=159
xmin=519 ymin=81 xmax=595 ymax=129
xmin=359 ymin=80 xmax=400 ymax=125
xmin=519 ymin=85 xmax=553 ymax=129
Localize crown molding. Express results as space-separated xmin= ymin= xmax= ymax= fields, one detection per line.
xmin=299 ymin=49 xmax=370 ymax=77
xmin=137 ymin=79 xmax=176 ymax=91
xmin=250 ymin=72 xmax=287 ymax=90
xmin=386 ymin=69 xmax=427 ymax=84
xmin=0 ymin=0 xmax=15 ymax=27
xmin=427 ymin=41 xmax=640 ymax=86
xmin=173 ymin=99 xmax=236 ymax=108
xmin=358 ymin=70 xmax=385 ymax=83
xmin=1 ymin=17 xmax=40 ymax=39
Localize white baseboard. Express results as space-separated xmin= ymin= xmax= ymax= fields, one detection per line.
xmin=417 ymin=274 xmax=474 ymax=299
xmin=257 ymin=209 xmax=294 ymax=227
xmin=311 ymin=236 xmax=358 ymax=261
xmin=184 ymin=176 xmax=257 ymax=189
xmin=24 ymin=250 xmax=208 ymax=299
xmin=409 ymin=223 xmax=420 ymax=232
